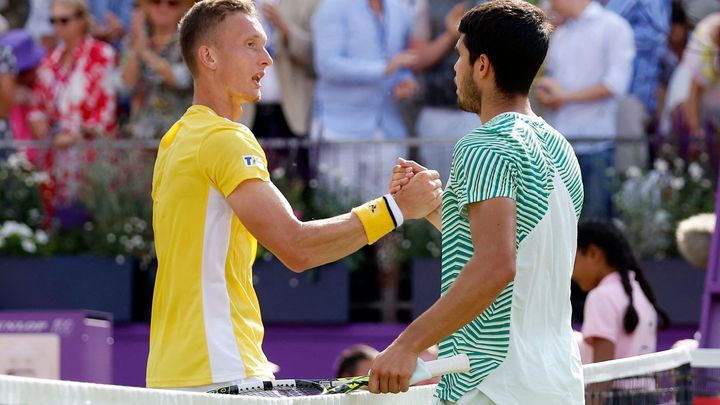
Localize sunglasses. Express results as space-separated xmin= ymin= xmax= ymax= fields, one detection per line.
xmin=150 ymin=0 xmax=181 ymax=7
xmin=49 ymin=12 xmax=82 ymax=26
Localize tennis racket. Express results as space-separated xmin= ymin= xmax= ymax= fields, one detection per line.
xmin=207 ymin=353 xmax=470 ymax=397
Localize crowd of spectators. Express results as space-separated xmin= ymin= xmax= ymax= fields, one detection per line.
xmin=0 ymin=0 xmax=719 ymax=217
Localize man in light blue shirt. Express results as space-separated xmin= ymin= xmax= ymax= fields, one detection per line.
xmin=311 ymin=0 xmax=417 ymax=199
xmin=536 ymin=0 xmax=635 ymax=218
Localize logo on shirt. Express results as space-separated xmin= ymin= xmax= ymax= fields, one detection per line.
xmin=243 ymin=155 xmax=265 ymax=169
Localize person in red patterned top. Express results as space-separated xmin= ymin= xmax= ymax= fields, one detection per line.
xmin=28 ymin=0 xmax=117 ymax=214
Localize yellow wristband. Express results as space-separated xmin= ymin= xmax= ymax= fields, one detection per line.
xmin=352 ymin=197 xmax=395 ymax=245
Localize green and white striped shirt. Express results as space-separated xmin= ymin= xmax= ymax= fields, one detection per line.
xmin=436 ymin=113 xmax=585 ymax=404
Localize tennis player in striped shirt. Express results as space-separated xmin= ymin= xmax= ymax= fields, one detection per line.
xmin=369 ymin=1 xmax=586 ymax=403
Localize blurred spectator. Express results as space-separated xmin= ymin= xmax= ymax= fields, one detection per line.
xmin=681 ymin=0 xmax=720 ymax=26
xmin=657 ymin=0 xmax=690 ymax=148
xmin=0 ymin=0 xmax=30 ymax=29
xmin=29 ymin=0 xmax=117 ymax=220
xmin=536 ymin=0 xmax=634 ymax=218
xmin=0 ymin=29 xmax=45 ymax=163
xmin=573 ymin=219 xmax=670 ymax=362
xmin=312 ymin=0 xmax=417 ymax=199
xmin=408 ymin=0 xmax=481 ymax=179
xmin=334 ymin=344 xmax=378 ymax=378
xmin=241 ymin=0 xmax=320 ymax=179
xmin=603 ymin=0 xmax=670 ymax=172
xmin=605 ymin=0 xmax=670 ymax=133
xmin=24 ymin=0 xmax=55 ymax=49
xmin=119 ymin=0 xmax=194 ymax=140
xmin=661 ymin=12 xmax=720 ymax=168
xmin=0 ymin=43 xmax=14 ymax=160
xmin=89 ymin=0 xmax=132 ymax=47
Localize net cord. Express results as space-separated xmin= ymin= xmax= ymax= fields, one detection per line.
xmin=583 ymin=347 xmax=693 ymax=385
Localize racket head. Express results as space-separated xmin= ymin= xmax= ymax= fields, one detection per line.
xmin=323 ymin=376 xmax=370 ymax=394
xmin=208 ymin=379 xmax=326 ymax=397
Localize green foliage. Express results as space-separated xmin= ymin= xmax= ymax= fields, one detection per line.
xmin=0 ymin=154 xmax=50 ymax=255
xmin=0 ymin=153 xmax=47 ymax=230
xmin=76 ymin=143 xmax=155 ymax=265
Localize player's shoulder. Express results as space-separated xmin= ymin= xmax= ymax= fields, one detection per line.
xmin=200 ymin=123 xmax=261 ymax=152
xmin=455 ymin=114 xmax=525 ymax=156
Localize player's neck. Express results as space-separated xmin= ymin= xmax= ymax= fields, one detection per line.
xmin=192 ymin=84 xmax=243 ymax=122
xmin=479 ymin=92 xmax=535 ymax=124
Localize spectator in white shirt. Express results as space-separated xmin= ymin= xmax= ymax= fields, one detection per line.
xmin=535 ymin=0 xmax=634 ymax=218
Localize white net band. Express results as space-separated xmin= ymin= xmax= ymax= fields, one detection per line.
xmin=583 ymin=347 xmax=693 ymax=385
xmin=0 ymin=374 xmax=437 ymax=405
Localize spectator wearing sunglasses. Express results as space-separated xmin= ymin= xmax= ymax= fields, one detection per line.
xmin=119 ymin=0 xmax=195 ymax=140
xmin=28 ymin=0 xmax=117 ymax=220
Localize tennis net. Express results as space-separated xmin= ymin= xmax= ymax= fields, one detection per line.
xmin=583 ymin=347 xmax=720 ymax=404
xmin=1 ymin=348 xmax=719 ymax=404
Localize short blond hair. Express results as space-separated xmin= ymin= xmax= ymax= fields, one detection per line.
xmin=179 ymin=0 xmax=256 ymax=77
xmin=51 ymin=0 xmax=91 ymax=34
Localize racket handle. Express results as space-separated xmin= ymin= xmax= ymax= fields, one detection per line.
xmin=409 ymin=354 xmax=470 ymax=385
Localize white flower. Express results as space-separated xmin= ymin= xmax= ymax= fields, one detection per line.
xmin=29 ymin=172 xmax=50 ymax=185
xmin=626 ymin=166 xmax=642 ymax=178
xmin=670 ymin=177 xmax=685 ymax=190
xmin=653 ymin=209 xmax=670 ymax=225
xmin=688 ymin=162 xmax=704 ymax=181
xmin=34 ymin=230 xmax=48 ymax=245
xmin=6 ymin=153 xmax=28 ymax=170
xmin=21 ymin=239 xmax=36 ymax=253
xmin=653 ymin=159 xmax=670 ymax=173
xmin=271 ymin=167 xmax=286 ymax=179
xmin=1 ymin=221 xmax=33 ymax=239
xmin=674 ymin=158 xmax=685 ymax=169
xmin=107 ymin=233 xmax=117 ymax=243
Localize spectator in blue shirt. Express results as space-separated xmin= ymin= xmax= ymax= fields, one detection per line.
xmin=89 ymin=0 xmax=133 ymax=46
xmin=311 ymin=0 xmax=416 ymax=199
xmin=604 ymin=0 xmax=670 ymax=135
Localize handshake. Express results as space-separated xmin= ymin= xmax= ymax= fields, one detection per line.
xmin=387 ymin=158 xmax=443 ymax=222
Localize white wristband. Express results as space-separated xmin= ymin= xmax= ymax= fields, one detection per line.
xmin=383 ymin=194 xmax=404 ymax=228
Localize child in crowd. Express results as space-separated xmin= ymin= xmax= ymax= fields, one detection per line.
xmin=573 ymin=219 xmax=671 ymax=363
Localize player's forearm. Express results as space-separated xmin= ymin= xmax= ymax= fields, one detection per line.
xmin=283 ymin=213 xmax=369 ymax=272
xmin=392 ymin=256 xmax=515 ymax=354
xmin=425 ymin=206 xmax=441 ymax=231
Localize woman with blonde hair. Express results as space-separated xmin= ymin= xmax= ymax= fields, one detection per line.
xmin=120 ymin=0 xmax=195 ymax=140
xmin=28 ymin=0 xmax=117 ymax=223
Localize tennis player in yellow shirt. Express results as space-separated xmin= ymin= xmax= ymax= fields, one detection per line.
xmin=147 ymin=0 xmax=442 ymax=391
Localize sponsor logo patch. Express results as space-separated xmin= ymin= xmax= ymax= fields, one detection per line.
xmin=243 ymin=155 xmax=265 ymax=169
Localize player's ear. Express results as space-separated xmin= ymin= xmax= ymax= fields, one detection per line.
xmin=198 ymin=45 xmax=217 ymax=70
xmin=473 ymin=54 xmax=491 ymax=81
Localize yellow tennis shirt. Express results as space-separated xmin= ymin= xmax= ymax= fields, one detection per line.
xmin=147 ymin=105 xmax=274 ymax=388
